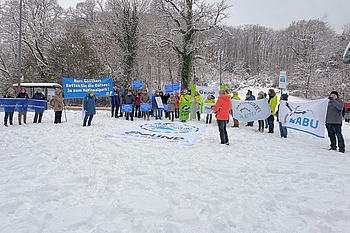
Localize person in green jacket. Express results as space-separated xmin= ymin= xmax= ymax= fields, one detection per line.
xmin=194 ymin=91 xmax=202 ymax=121
xmin=204 ymin=94 xmax=215 ymax=124
xmin=267 ymin=89 xmax=278 ymax=133
xmin=179 ymin=90 xmax=191 ymax=122
xmin=231 ymin=91 xmax=241 ymax=127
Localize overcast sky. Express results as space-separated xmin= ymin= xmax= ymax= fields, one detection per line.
xmin=57 ymin=0 xmax=350 ymax=33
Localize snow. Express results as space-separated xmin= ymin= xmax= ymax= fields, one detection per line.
xmin=1 ymin=90 xmax=350 ymax=232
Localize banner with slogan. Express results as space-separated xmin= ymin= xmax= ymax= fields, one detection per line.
xmin=155 ymin=96 xmax=164 ymax=109
xmin=140 ymin=103 xmax=152 ymax=112
xmin=172 ymin=83 xmax=181 ymax=91
xmin=0 ymin=99 xmax=47 ymax=113
xmin=196 ymin=86 xmax=220 ymax=100
xmin=278 ymin=98 xmax=328 ymax=138
xmin=179 ymin=102 xmax=191 ymax=121
xmin=231 ymin=99 xmax=271 ymax=122
xmin=62 ymin=77 xmax=113 ymax=99
xmin=121 ymin=104 xmax=133 ymax=113
xmin=106 ymin=121 xmax=207 ymax=146
xmin=164 ymin=84 xmax=174 ymax=93
xmin=132 ymin=80 xmax=143 ymax=89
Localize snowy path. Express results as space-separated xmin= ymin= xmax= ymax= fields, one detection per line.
xmin=1 ymin=109 xmax=350 ymax=232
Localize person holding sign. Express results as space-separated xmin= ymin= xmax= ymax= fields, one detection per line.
xmin=167 ymin=93 xmax=176 ymax=122
xmin=231 ymin=91 xmax=241 ymax=127
xmin=123 ymin=90 xmax=136 ymax=121
xmin=179 ymin=90 xmax=191 ymax=122
xmin=152 ymin=90 xmax=163 ymax=120
xmin=204 ymin=94 xmax=215 ymax=124
xmin=54 ymin=88 xmax=64 ymax=124
xmin=32 ymin=88 xmax=46 ymax=124
xmin=17 ymin=87 xmax=29 ymax=125
xmin=110 ymin=85 xmax=120 ymax=118
xmin=3 ymin=88 xmax=15 ymax=127
xmin=194 ymin=91 xmax=202 ymax=121
xmin=267 ymin=89 xmax=278 ymax=133
xmin=83 ymin=90 xmax=97 ymax=127
xmin=211 ymin=90 xmax=230 ymax=145
xmin=141 ymin=89 xmax=151 ymax=121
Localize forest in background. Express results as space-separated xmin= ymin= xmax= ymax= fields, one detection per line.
xmin=1 ymin=0 xmax=350 ymax=99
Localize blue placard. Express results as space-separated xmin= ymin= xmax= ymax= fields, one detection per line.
xmin=62 ymin=77 xmax=113 ymax=99
xmin=121 ymin=104 xmax=133 ymax=113
xmin=0 ymin=99 xmax=46 ymax=113
xmin=132 ymin=80 xmax=143 ymax=89
xmin=172 ymin=83 xmax=180 ymax=91
xmin=164 ymin=84 xmax=174 ymax=93
xmin=162 ymin=104 xmax=168 ymax=111
xmin=140 ymin=103 xmax=152 ymax=112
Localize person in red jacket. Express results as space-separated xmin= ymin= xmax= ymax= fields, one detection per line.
xmin=211 ymin=90 xmax=230 ymax=145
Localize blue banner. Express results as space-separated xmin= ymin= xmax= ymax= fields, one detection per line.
xmin=172 ymin=83 xmax=181 ymax=91
xmin=62 ymin=77 xmax=113 ymax=99
xmin=0 ymin=99 xmax=47 ymax=113
xmin=121 ymin=104 xmax=133 ymax=113
xmin=132 ymin=80 xmax=143 ymax=89
xmin=164 ymin=84 xmax=174 ymax=93
xmin=140 ymin=103 xmax=152 ymax=112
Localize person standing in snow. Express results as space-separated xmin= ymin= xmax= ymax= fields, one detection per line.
xmin=32 ymin=88 xmax=46 ymax=123
xmin=326 ymin=91 xmax=345 ymax=153
xmin=167 ymin=93 xmax=176 ymax=122
xmin=194 ymin=91 xmax=202 ymax=121
xmin=53 ymin=88 xmax=64 ymax=124
xmin=3 ymin=87 xmax=16 ymax=127
xmin=211 ymin=90 xmax=230 ymax=145
xmin=276 ymin=93 xmax=288 ymax=138
xmin=123 ymin=90 xmax=136 ymax=121
xmin=17 ymin=87 xmax=29 ymax=125
xmin=204 ymin=94 xmax=215 ymax=124
xmin=344 ymin=99 xmax=350 ymax=123
xmin=175 ymin=91 xmax=180 ymax=119
xmin=110 ymin=85 xmax=120 ymax=118
xmin=245 ymin=90 xmax=255 ymax=127
xmin=134 ymin=90 xmax=142 ymax=118
xmin=141 ymin=89 xmax=151 ymax=121
xmin=83 ymin=90 xmax=97 ymax=127
xmin=257 ymin=91 xmax=265 ymax=132
xmin=267 ymin=89 xmax=278 ymax=133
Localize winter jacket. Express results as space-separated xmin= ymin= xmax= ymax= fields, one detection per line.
xmin=268 ymin=95 xmax=278 ymax=115
xmin=135 ymin=94 xmax=141 ymax=105
xmin=211 ymin=95 xmax=230 ymax=120
xmin=110 ymin=89 xmax=120 ymax=104
xmin=123 ymin=94 xmax=135 ymax=105
xmin=180 ymin=94 xmax=191 ymax=104
xmin=32 ymin=92 xmax=46 ymax=100
xmin=17 ymin=92 xmax=29 ymax=99
xmin=167 ymin=96 xmax=176 ymax=112
xmin=160 ymin=93 xmax=169 ymax=104
xmin=204 ymin=98 xmax=215 ymax=104
xmin=83 ymin=95 xmax=97 ymax=115
xmin=175 ymin=92 xmax=180 ymax=109
xmin=344 ymin=102 xmax=350 ymax=113
xmin=53 ymin=89 xmax=64 ymax=112
xmin=4 ymin=92 xmax=16 ymax=98
xmin=195 ymin=95 xmax=202 ymax=105
xmin=326 ymin=98 xmax=344 ymax=124
xmin=246 ymin=95 xmax=255 ymax=101
xmin=140 ymin=93 xmax=151 ymax=104
xmin=231 ymin=94 xmax=241 ymax=101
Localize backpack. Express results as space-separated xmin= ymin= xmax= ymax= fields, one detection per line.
xmin=50 ymin=98 xmax=55 ymax=107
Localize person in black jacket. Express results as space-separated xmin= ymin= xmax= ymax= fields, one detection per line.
xmin=123 ymin=90 xmax=135 ymax=121
xmin=32 ymin=88 xmax=46 ymax=123
xmin=17 ymin=87 xmax=29 ymax=125
xmin=3 ymin=88 xmax=16 ymax=127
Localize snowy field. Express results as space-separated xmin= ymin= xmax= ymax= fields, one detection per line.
xmin=1 ymin=92 xmax=350 ymax=232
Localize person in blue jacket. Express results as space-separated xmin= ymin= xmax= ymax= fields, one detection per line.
xmin=3 ymin=87 xmax=16 ymax=127
xmin=32 ymin=88 xmax=46 ymax=123
xmin=17 ymin=87 xmax=29 ymax=125
xmin=245 ymin=90 xmax=255 ymax=127
xmin=152 ymin=90 xmax=162 ymax=120
xmin=83 ymin=90 xmax=97 ymax=127
xmin=110 ymin=85 xmax=120 ymax=118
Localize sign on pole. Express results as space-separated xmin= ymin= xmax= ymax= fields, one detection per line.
xmin=279 ymin=71 xmax=287 ymax=89
xmin=341 ymin=83 xmax=346 ymax=90
xmin=132 ymin=80 xmax=143 ymax=89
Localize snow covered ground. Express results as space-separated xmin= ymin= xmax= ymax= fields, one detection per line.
xmin=1 ymin=90 xmax=350 ymax=232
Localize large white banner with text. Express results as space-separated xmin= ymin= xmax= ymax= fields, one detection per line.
xmin=196 ymin=86 xmax=220 ymax=100
xmin=231 ymin=99 xmax=271 ymax=122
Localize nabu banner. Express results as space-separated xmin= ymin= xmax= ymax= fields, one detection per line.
xmin=231 ymin=99 xmax=271 ymax=122
xmin=196 ymin=86 xmax=220 ymax=100
xmin=278 ymin=98 xmax=328 ymax=138
xmin=106 ymin=121 xmax=207 ymax=146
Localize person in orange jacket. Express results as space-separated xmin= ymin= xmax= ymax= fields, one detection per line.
xmin=211 ymin=90 xmax=230 ymax=145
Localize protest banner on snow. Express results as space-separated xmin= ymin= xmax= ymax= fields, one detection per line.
xmin=140 ymin=103 xmax=152 ymax=112
xmin=278 ymin=98 xmax=328 ymax=138
xmin=0 ymin=99 xmax=47 ymax=113
xmin=62 ymin=77 xmax=113 ymax=99
xmin=107 ymin=121 xmax=207 ymax=146
xmin=121 ymin=104 xmax=133 ymax=113
xmin=231 ymin=99 xmax=271 ymax=122
xmin=179 ymin=102 xmax=191 ymax=121
xmin=196 ymin=86 xmax=220 ymax=100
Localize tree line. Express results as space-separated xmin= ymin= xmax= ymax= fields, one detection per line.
xmin=0 ymin=0 xmax=349 ymax=99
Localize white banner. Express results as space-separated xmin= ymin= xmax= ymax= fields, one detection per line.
xmin=196 ymin=86 xmax=220 ymax=100
xmin=202 ymin=103 xmax=214 ymax=114
xmin=231 ymin=99 xmax=271 ymax=122
xmin=155 ymin=96 xmax=164 ymax=108
xmin=106 ymin=121 xmax=207 ymax=146
xmin=278 ymin=98 xmax=328 ymax=138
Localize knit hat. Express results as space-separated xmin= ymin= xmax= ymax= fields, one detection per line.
xmin=281 ymin=93 xmax=289 ymax=100
xmin=258 ymin=91 xmax=264 ymax=96
xmin=330 ymin=91 xmax=339 ymax=97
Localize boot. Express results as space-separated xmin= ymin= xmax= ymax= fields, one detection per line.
xmin=206 ymin=115 xmax=209 ymax=124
